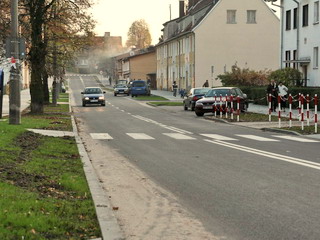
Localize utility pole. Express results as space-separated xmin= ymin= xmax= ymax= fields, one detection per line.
xmin=9 ymin=0 xmax=21 ymax=125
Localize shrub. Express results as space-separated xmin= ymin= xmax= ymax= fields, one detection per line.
xmin=268 ymin=68 xmax=303 ymax=86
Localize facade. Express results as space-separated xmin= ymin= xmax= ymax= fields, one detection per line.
xmin=156 ymin=0 xmax=280 ymax=91
xmin=115 ymin=47 xmax=157 ymax=88
xmin=282 ymin=0 xmax=320 ymax=86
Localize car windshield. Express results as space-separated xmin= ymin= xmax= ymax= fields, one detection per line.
xmin=132 ymin=82 xmax=146 ymax=87
xmin=194 ymin=88 xmax=210 ymax=95
xmin=84 ymin=88 xmax=102 ymax=94
xmin=116 ymin=84 xmax=127 ymax=88
xmin=205 ymin=89 xmax=231 ymax=97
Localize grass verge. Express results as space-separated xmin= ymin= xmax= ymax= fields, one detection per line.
xmin=149 ymin=101 xmax=183 ymax=106
xmin=0 ymin=96 xmax=101 ymax=239
xmin=134 ymin=95 xmax=168 ymax=101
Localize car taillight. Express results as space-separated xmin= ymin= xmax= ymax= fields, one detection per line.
xmin=192 ymin=96 xmax=199 ymax=101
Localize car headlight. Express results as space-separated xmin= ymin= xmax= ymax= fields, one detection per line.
xmin=84 ymin=97 xmax=89 ymax=100
xmin=99 ymin=96 xmax=105 ymax=100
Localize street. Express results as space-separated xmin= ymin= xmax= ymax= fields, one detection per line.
xmin=70 ymin=75 xmax=320 ymax=240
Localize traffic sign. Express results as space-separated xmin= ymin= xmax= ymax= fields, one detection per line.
xmin=5 ymin=37 xmax=26 ymax=59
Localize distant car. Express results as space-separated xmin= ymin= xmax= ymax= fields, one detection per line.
xmin=130 ymin=80 xmax=151 ymax=97
xmin=194 ymin=87 xmax=248 ymax=116
xmin=81 ymin=87 xmax=106 ymax=107
xmin=114 ymin=84 xmax=129 ymax=96
xmin=183 ymin=87 xmax=211 ymax=111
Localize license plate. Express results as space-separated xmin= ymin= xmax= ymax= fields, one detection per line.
xmin=203 ymin=105 xmax=213 ymax=109
xmin=90 ymin=100 xmax=98 ymax=102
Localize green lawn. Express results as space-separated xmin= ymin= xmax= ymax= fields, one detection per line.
xmin=149 ymin=101 xmax=183 ymax=106
xmin=0 ymin=103 xmax=101 ymax=239
xmin=134 ymin=95 xmax=168 ymax=101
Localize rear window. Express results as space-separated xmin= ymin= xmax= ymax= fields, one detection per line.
xmin=132 ymin=82 xmax=146 ymax=87
xmin=194 ymin=88 xmax=210 ymax=95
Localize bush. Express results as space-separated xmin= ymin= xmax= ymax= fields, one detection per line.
xmin=269 ymin=68 xmax=303 ymax=86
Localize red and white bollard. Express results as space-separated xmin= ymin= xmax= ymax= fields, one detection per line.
xmin=237 ymin=96 xmax=240 ymax=122
xmin=289 ymin=94 xmax=293 ymax=128
xmin=220 ymin=95 xmax=223 ymax=118
xmin=230 ymin=95 xmax=234 ymax=120
xmin=298 ymin=93 xmax=302 ymax=121
xmin=306 ymin=94 xmax=310 ymax=126
xmin=225 ymin=94 xmax=228 ymax=119
xmin=301 ymin=94 xmax=304 ymax=131
xmin=315 ymin=94 xmax=318 ymax=133
xmin=278 ymin=95 xmax=281 ymax=128
xmin=268 ymin=94 xmax=272 ymax=122
xmin=214 ymin=95 xmax=217 ymax=117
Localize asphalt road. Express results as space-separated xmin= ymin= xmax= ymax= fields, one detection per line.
xmin=70 ymin=75 xmax=320 ymax=240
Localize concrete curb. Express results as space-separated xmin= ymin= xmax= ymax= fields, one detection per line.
xmin=69 ymin=87 xmax=125 ymax=240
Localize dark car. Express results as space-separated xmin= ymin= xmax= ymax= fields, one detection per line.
xmin=130 ymin=80 xmax=150 ymax=97
xmin=183 ymin=87 xmax=211 ymax=111
xmin=114 ymin=84 xmax=129 ymax=96
xmin=194 ymin=87 xmax=248 ymax=116
xmin=81 ymin=87 xmax=106 ymax=107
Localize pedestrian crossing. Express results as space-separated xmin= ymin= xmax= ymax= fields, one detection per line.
xmin=89 ymin=132 xmax=319 ymax=143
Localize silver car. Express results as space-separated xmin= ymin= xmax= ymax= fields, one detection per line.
xmin=114 ymin=84 xmax=129 ymax=96
xmin=81 ymin=87 xmax=106 ymax=107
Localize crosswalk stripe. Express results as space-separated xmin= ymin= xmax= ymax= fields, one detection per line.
xmin=90 ymin=133 xmax=113 ymax=140
xmin=236 ymin=135 xmax=280 ymax=142
xmin=272 ymin=135 xmax=319 ymax=143
xmin=200 ymin=134 xmax=237 ymax=141
xmin=126 ymin=133 xmax=155 ymax=140
xmin=163 ymin=133 xmax=196 ymax=140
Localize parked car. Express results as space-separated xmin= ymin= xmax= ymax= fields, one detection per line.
xmin=183 ymin=87 xmax=211 ymax=111
xmin=114 ymin=83 xmax=129 ymax=96
xmin=81 ymin=87 xmax=106 ymax=107
xmin=130 ymin=80 xmax=151 ymax=97
xmin=194 ymin=87 xmax=248 ymax=116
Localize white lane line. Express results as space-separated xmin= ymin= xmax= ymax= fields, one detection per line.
xmin=272 ymin=135 xmax=319 ymax=143
xmin=126 ymin=133 xmax=155 ymax=140
xmin=201 ymin=134 xmax=238 ymax=141
xmin=236 ymin=135 xmax=279 ymax=142
xmin=90 ymin=133 xmax=113 ymax=140
xmin=163 ymin=133 xmax=196 ymax=140
xmin=204 ymin=139 xmax=320 ymax=170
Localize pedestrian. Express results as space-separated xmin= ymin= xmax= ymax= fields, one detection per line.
xmin=278 ymin=82 xmax=288 ymax=112
xmin=266 ymin=79 xmax=278 ymax=112
xmin=203 ymin=80 xmax=209 ymax=87
xmin=179 ymin=89 xmax=186 ymax=98
xmin=172 ymin=81 xmax=178 ymax=97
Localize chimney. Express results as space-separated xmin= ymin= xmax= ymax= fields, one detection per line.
xmin=179 ymin=0 xmax=185 ymax=18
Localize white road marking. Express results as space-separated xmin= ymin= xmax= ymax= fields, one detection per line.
xmin=163 ymin=133 xmax=196 ymax=140
xmin=126 ymin=133 xmax=155 ymax=140
xmin=201 ymin=134 xmax=237 ymax=141
xmin=90 ymin=133 xmax=113 ymax=140
xmin=236 ymin=135 xmax=279 ymax=142
xmin=205 ymin=139 xmax=320 ymax=170
xmin=272 ymin=135 xmax=319 ymax=143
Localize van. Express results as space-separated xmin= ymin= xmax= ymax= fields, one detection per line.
xmin=130 ymin=80 xmax=151 ymax=97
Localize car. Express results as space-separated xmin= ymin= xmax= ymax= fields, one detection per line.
xmin=130 ymin=80 xmax=151 ymax=97
xmin=114 ymin=83 xmax=129 ymax=96
xmin=81 ymin=87 xmax=106 ymax=107
xmin=194 ymin=87 xmax=248 ymax=116
xmin=183 ymin=87 xmax=211 ymax=111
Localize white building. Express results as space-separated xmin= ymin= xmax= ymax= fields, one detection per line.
xmin=156 ymin=0 xmax=280 ymax=91
xmin=281 ymin=0 xmax=320 ymax=86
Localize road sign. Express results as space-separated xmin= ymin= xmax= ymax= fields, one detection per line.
xmin=5 ymin=37 xmax=26 ymax=59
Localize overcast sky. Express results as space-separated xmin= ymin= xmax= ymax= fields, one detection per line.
xmin=90 ymin=0 xmax=280 ymax=46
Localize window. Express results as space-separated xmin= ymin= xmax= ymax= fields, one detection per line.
xmin=247 ymin=10 xmax=257 ymax=24
xmin=314 ymin=1 xmax=319 ymax=24
xmin=227 ymin=10 xmax=236 ymax=24
xmin=314 ymin=47 xmax=319 ymax=68
xmin=293 ymin=8 xmax=298 ymax=29
xmin=285 ymin=50 xmax=291 ymax=68
xmin=286 ymin=10 xmax=291 ymax=30
xmin=293 ymin=50 xmax=298 ymax=69
xmin=302 ymin=4 xmax=309 ymax=26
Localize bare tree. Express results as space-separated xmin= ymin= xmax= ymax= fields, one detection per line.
xmin=126 ymin=19 xmax=152 ymax=49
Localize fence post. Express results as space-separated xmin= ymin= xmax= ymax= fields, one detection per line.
xmin=268 ymin=94 xmax=272 ymax=122
xmin=306 ymin=94 xmax=310 ymax=126
xmin=225 ymin=94 xmax=228 ymax=119
xmin=289 ymin=94 xmax=292 ymax=128
xmin=301 ymin=94 xmax=304 ymax=131
xmin=315 ymin=94 xmax=318 ymax=134
xmin=230 ymin=95 xmax=234 ymax=120
xmin=278 ymin=95 xmax=281 ymax=128
xmin=237 ymin=96 xmax=240 ymax=122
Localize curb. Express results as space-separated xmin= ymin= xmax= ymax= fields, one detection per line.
xmin=69 ymin=87 xmax=125 ymax=240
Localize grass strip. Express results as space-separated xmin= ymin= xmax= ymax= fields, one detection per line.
xmin=149 ymin=101 xmax=183 ymax=106
xmin=134 ymin=95 xmax=168 ymax=101
xmin=0 ymin=102 xmax=101 ymax=239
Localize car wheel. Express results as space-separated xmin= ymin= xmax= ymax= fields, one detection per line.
xmin=191 ymin=104 xmax=195 ymax=111
xmin=114 ymin=93 xmax=117 ymax=96
xmin=127 ymin=93 xmax=130 ymax=96
xmin=82 ymin=102 xmax=85 ymax=107
xmin=241 ymin=103 xmax=248 ymax=112
xmin=184 ymin=104 xmax=188 ymax=111
xmin=195 ymin=111 xmax=204 ymax=117
xmin=101 ymin=102 xmax=105 ymax=106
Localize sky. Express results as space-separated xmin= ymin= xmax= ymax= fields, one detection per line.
xmin=90 ymin=0 xmax=280 ymax=46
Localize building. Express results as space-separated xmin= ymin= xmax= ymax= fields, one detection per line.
xmin=156 ymin=0 xmax=280 ymax=91
xmin=281 ymin=0 xmax=320 ymax=86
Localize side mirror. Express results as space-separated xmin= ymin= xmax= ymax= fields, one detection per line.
xmin=81 ymin=92 xmax=84 ymax=94
xmin=103 ymin=91 xmax=106 ymax=94
xmin=243 ymin=94 xmax=247 ymax=98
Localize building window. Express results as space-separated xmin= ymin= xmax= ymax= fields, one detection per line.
xmin=247 ymin=10 xmax=257 ymax=24
xmin=314 ymin=47 xmax=319 ymax=68
xmin=227 ymin=10 xmax=236 ymax=24
xmin=286 ymin=10 xmax=291 ymax=30
xmin=314 ymin=1 xmax=319 ymax=24
xmin=302 ymin=4 xmax=309 ymax=27
xmin=285 ymin=50 xmax=291 ymax=68
xmin=293 ymin=8 xmax=298 ymax=29
xmin=293 ymin=50 xmax=298 ymax=69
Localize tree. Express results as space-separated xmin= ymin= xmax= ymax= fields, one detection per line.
xmin=126 ymin=19 xmax=152 ymax=49
xmin=268 ymin=68 xmax=303 ymax=87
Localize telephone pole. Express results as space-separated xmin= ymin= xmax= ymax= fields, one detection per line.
xmin=9 ymin=0 xmax=21 ymax=125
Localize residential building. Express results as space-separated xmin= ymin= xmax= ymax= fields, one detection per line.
xmin=281 ymin=0 xmax=320 ymax=86
xmin=156 ymin=0 xmax=280 ymax=91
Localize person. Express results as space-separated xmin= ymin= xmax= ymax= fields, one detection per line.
xmin=278 ymin=82 xmax=288 ymax=112
xmin=172 ymin=81 xmax=178 ymax=97
xmin=266 ymin=79 xmax=278 ymax=112
xmin=203 ymin=80 xmax=209 ymax=87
